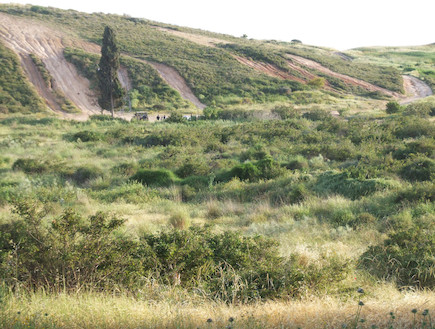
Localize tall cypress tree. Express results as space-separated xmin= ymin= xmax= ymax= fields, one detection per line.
xmin=97 ymin=26 xmax=125 ymax=117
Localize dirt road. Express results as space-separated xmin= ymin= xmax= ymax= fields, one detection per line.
xmin=401 ymin=75 xmax=433 ymax=104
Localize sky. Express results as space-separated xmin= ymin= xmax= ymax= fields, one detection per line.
xmin=2 ymin=0 xmax=434 ymax=50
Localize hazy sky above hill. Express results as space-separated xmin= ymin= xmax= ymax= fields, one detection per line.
xmin=3 ymin=0 xmax=434 ymax=50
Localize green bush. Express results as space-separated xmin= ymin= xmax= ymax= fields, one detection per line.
xmin=131 ymin=169 xmax=178 ymax=187
xmin=359 ymin=215 xmax=435 ymax=288
xmin=404 ymin=101 xmax=435 ymax=117
xmin=314 ymin=171 xmax=394 ymax=200
xmin=72 ymin=130 xmax=103 ymax=142
xmin=70 ymin=165 xmax=104 ymax=185
xmin=271 ymin=105 xmax=300 ymax=119
xmin=286 ymin=157 xmax=309 ymax=171
xmin=181 ymin=175 xmax=210 ymax=190
xmin=175 ymin=159 xmax=210 ymax=178
xmin=386 ymin=101 xmax=402 ymax=114
xmin=399 ymin=157 xmax=435 ymax=182
xmin=394 ymin=182 xmax=435 ymax=204
xmin=12 ymin=158 xmax=50 ymax=174
xmin=140 ymin=227 xmax=311 ymax=301
xmin=302 ymin=109 xmax=331 ymax=121
xmin=394 ymin=117 xmax=434 ymax=139
xmin=229 ymin=162 xmax=260 ymax=181
xmin=393 ymin=138 xmax=435 ymax=160
xmin=0 ymin=201 xmax=141 ymax=290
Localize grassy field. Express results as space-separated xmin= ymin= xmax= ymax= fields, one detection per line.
xmin=0 ymin=96 xmax=434 ymax=327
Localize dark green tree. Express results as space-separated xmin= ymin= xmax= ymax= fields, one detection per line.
xmin=97 ymin=26 xmax=125 ymax=117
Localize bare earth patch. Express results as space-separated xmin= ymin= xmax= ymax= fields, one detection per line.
xmin=287 ymin=54 xmax=400 ymax=97
xmin=154 ymin=26 xmax=230 ymax=47
xmin=0 ymin=13 xmax=102 ymax=120
xmin=401 ymin=75 xmax=433 ymax=104
xmin=0 ymin=13 xmax=205 ymax=120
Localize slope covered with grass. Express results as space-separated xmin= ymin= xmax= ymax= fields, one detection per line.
xmin=349 ymin=44 xmax=435 ymax=91
xmin=0 ymin=41 xmax=46 ymax=114
xmin=0 ymin=4 xmax=408 ymax=110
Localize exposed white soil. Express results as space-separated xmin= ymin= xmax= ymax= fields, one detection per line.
xmin=0 ymin=13 xmax=102 ymax=120
xmin=147 ymin=61 xmax=206 ymax=109
xmin=401 ymin=75 xmax=433 ymax=104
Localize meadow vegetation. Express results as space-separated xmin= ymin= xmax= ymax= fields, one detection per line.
xmin=0 ymin=100 xmax=434 ymax=327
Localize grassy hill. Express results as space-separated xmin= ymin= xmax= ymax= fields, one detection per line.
xmin=0 ymin=3 xmax=413 ymax=113
xmin=348 ymin=44 xmax=435 ymax=90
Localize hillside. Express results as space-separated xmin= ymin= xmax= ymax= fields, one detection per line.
xmin=0 ymin=4 xmax=432 ymax=120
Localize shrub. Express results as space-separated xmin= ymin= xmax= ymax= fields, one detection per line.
xmin=286 ymin=156 xmax=309 ymax=171
xmin=0 ymin=202 xmax=141 ymax=290
xmin=314 ymin=171 xmax=394 ymax=200
xmin=404 ymin=101 xmax=435 ymax=117
xmin=131 ymin=169 xmax=178 ymax=187
xmin=394 ymin=117 xmax=434 ymax=139
xmin=271 ymin=105 xmax=300 ymax=119
xmin=386 ymin=101 xmax=402 ymax=114
xmin=399 ymin=157 xmax=435 ymax=182
xmin=307 ymin=77 xmax=326 ymax=89
xmin=181 ymin=175 xmax=210 ymax=190
xmin=395 ymin=182 xmax=435 ymax=204
xmin=70 ymin=165 xmax=104 ymax=185
xmin=393 ymin=139 xmax=435 ymax=160
xmin=302 ymin=109 xmax=331 ymax=121
xmin=166 ymin=112 xmax=187 ymax=123
xmin=175 ymin=159 xmax=210 ymax=178
xmin=359 ymin=215 xmax=435 ymax=288
xmin=256 ymin=155 xmax=284 ymax=180
xmin=72 ymin=130 xmax=103 ymax=142
xmin=140 ymin=227 xmax=306 ymax=301
xmin=12 ymin=158 xmax=49 ymax=174
xmin=229 ymin=162 xmax=260 ymax=181
xmin=168 ymin=210 xmax=190 ymax=230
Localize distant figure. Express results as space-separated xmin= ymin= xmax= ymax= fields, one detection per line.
xmin=156 ymin=114 xmax=160 ymax=121
xmin=163 ymin=115 xmax=166 ymax=120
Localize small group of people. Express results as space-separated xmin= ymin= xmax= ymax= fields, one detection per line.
xmin=156 ymin=114 xmax=166 ymax=121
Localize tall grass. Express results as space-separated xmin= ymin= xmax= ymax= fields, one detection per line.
xmin=1 ymin=288 xmax=433 ymax=329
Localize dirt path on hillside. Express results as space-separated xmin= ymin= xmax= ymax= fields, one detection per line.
xmin=0 ymin=13 xmax=102 ymax=119
xmin=287 ymin=54 xmax=400 ymax=97
xmin=234 ymin=55 xmax=305 ymax=82
xmin=401 ymin=75 xmax=433 ymax=104
xmin=19 ymin=53 xmax=63 ymax=112
xmin=147 ymin=61 xmax=206 ymax=109
xmin=233 ymin=55 xmax=337 ymax=91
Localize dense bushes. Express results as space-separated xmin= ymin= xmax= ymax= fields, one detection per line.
xmin=131 ymin=169 xmax=179 ymax=187
xmin=0 ymin=201 xmax=139 ymax=290
xmin=360 ymin=215 xmax=435 ymax=288
xmin=400 ymin=157 xmax=435 ymax=182
xmin=0 ymin=202 xmax=349 ymax=300
xmin=12 ymin=158 xmax=51 ymax=174
xmin=314 ymin=171 xmax=395 ymax=200
xmin=72 ymin=130 xmax=104 ymax=142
